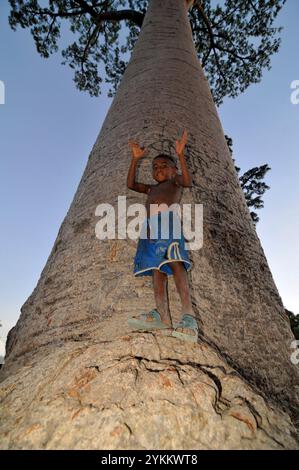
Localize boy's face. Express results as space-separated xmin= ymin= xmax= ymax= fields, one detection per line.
xmin=152 ymin=157 xmax=177 ymax=183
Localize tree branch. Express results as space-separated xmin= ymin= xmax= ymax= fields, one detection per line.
xmin=213 ymin=42 xmax=256 ymax=62
xmin=82 ymin=22 xmax=101 ymax=63
xmin=21 ymin=6 xmax=86 ymax=18
xmin=74 ymin=0 xmax=100 ymax=18
xmin=25 ymin=1 xmax=144 ymax=28
xmin=75 ymin=0 xmax=144 ymax=27
xmin=42 ymin=16 xmax=56 ymax=50
xmin=94 ymin=9 xmax=144 ymax=28
xmin=193 ymin=1 xmax=227 ymax=83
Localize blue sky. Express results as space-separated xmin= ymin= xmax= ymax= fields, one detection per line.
xmin=0 ymin=1 xmax=298 ymax=355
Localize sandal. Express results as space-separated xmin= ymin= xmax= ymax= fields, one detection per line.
xmin=172 ymin=314 xmax=199 ymax=343
xmin=128 ymin=309 xmax=170 ymax=330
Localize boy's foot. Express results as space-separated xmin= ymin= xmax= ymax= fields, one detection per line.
xmin=128 ymin=309 xmax=171 ymax=330
xmin=172 ymin=314 xmax=198 ymax=343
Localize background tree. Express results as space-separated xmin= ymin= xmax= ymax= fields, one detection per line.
xmin=8 ymin=0 xmax=286 ymax=104
xmin=225 ymin=135 xmax=271 ymax=225
xmin=286 ymin=309 xmax=299 ymax=340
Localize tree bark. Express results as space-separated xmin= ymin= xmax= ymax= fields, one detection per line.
xmin=1 ymin=0 xmax=298 ymax=444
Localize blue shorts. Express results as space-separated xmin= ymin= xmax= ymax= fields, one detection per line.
xmin=133 ymin=210 xmax=192 ymax=277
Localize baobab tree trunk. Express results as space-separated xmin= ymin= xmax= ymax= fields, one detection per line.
xmin=1 ymin=0 xmax=298 ymax=449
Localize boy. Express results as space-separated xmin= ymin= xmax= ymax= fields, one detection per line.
xmin=126 ymin=130 xmax=198 ymax=342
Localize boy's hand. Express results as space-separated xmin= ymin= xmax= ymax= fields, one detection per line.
xmin=176 ymin=129 xmax=188 ymax=156
xmin=128 ymin=140 xmax=147 ymax=160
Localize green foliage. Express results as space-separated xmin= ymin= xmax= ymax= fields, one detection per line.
xmin=239 ymin=164 xmax=271 ymax=224
xmin=8 ymin=0 xmax=286 ymax=103
xmin=286 ymin=309 xmax=299 ymax=340
xmin=225 ymin=135 xmax=271 ymax=225
xmin=189 ymin=0 xmax=286 ymax=104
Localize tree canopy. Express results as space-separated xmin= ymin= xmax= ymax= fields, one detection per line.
xmin=9 ymin=0 xmax=286 ymax=104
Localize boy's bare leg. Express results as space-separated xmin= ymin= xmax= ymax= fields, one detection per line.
xmin=170 ymin=262 xmax=196 ymax=335
xmin=170 ymin=262 xmax=193 ymax=314
xmin=153 ymin=270 xmax=172 ymax=327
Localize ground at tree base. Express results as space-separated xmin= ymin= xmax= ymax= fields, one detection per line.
xmin=0 ymin=313 xmax=298 ymax=450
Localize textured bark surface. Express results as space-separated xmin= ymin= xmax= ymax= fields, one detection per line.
xmin=1 ymin=0 xmax=298 ymax=447
xmin=0 ymin=325 xmax=298 ymax=449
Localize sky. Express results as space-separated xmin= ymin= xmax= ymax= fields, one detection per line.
xmin=0 ymin=1 xmax=298 ymax=357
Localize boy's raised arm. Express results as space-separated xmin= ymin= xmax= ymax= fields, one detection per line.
xmin=175 ymin=130 xmax=192 ymax=187
xmin=127 ymin=141 xmax=151 ymax=194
